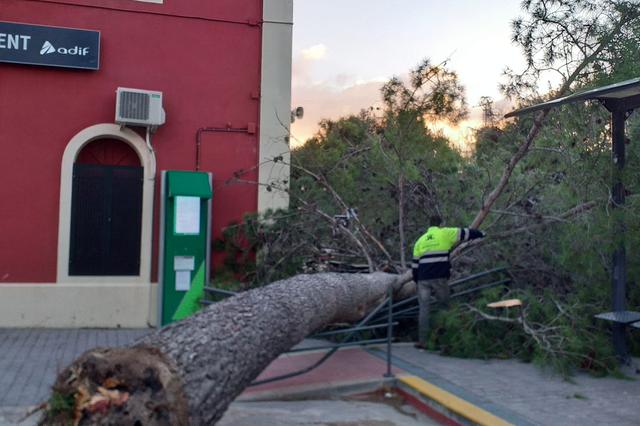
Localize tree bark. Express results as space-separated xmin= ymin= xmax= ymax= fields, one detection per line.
xmin=41 ymin=272 xmax=399 ymax=425
xmin=398 ymin=172 xmax=407 ymax=269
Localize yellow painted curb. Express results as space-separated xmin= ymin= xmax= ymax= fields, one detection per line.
xmin=398 ymin=375 xmax=513 ymax=426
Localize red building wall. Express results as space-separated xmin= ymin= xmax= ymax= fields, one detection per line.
xmin=0 ymin=0 xmax=263 ymax=282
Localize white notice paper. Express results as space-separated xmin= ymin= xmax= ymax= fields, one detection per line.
xmin=175 ymin=196 xmax=200 ymax=234
xmin=174 ymin=256 xmax=195 ymax=271
xmin=176 ymin=270 xmax=191 ymax=291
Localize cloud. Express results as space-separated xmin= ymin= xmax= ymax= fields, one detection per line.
xmin=291 ymin=73 xmax=421 ymax=145
xmin=301 ymin=44 xmax=328 ymax=60
xmin=292 ymin=44 xmax=329 ymax=87
xmin=292 ymin=56 xmax=313 ymax=86
xmin=291 ymin=80 xmax=385 ymax=146
xmin=291 ymin=44 xmax=390 ymax=144
xmin=290 ymin=74 xmax=515 ymax=150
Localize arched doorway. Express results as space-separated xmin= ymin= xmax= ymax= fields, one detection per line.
xmin=57 ymin=124 xmax=155 ymax=285
xmin=69 ymin=139 xmax=143 ymax=275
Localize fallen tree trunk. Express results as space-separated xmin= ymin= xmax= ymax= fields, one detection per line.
xmin=41 ymin=272 xmax=400 ymax=425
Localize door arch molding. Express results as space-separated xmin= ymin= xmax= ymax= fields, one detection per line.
xmin=57 ymin=124 xmax=155 ymax=284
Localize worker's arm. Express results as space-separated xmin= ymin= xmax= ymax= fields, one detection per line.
xmin=459 ymin=227 xmax=485 ymax=242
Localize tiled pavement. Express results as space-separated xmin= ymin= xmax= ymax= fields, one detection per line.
xmin=0 ymin=329 xmax=151 ymax=408
xmin=1 ymin=329 xmax=640 ymax=425
xmin=386 ymin=345 xmax=640 ymax=426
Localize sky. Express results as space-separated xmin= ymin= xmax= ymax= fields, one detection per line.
xmin=290 ymin=0 xmax=527 ymax=148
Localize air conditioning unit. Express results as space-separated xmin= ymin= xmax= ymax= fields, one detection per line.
xmin=115 ymin=87 xmax=166 ymax=127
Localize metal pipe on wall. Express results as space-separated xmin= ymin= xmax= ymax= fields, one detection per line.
xmin=195 ymin=125 xmax=255 ymax=171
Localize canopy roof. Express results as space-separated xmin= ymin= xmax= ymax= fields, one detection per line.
xmin=504 ymin=77 xmax=640 ymax=118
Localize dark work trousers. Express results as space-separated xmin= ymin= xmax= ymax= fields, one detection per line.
xmin=417 ymin=278 xmax=449 ymax=347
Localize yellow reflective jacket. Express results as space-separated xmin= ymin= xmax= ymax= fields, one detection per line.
xmin=412 ymin=226 xmax=483 ymax=281
xmin=412 ymin=227 xmax=461 ymax=257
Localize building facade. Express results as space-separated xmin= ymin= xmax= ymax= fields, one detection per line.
xmin=0 ymin=0 xmax=293 ymax=327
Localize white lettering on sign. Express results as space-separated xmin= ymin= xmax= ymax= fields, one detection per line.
xmin=0 ymin=33 xmax=30 ymax=50
xmin=40 ymin=41 xmax=90 ymax=56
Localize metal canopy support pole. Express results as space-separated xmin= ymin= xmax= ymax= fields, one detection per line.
xmin=607 ymin=104 xmax=628 ymax=361
xmin=504 ymin=78 xmax=640 ymax=365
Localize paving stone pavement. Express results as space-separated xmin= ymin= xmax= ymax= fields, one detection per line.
xmin=389 ymin=344 xmax=640 ymax=426
xmin=0 ymin=328 xmax=151 ymax=409
xmin=2 ymin=330 xmax=639 ymax=426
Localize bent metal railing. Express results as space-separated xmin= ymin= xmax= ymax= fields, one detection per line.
xmin=201 ymin=267 xmax=511 ymax=387
xmin=370 ymin=267 xmax=511 ymax=323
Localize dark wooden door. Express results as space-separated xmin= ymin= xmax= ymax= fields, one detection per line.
xmin=69 ymin=163 xmax=143 ymax=276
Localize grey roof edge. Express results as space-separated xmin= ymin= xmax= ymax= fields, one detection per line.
xmin=504 ymin=77 xmax=640 ymax=118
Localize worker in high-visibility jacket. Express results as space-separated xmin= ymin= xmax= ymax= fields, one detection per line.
xmin=412 ymin=216 xmax=485 ymax=349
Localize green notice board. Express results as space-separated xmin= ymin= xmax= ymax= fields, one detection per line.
xmin=160 ymin=171 xmax=212 ymax=326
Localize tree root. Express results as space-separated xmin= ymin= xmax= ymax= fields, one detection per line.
xmin=39 ymin=346 xmax=189 ymax=426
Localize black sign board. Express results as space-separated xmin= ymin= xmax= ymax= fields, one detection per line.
xmin=0 ymin=21 xmax=100 ymax=70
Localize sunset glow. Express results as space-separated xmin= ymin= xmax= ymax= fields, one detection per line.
xmin=427 ymin=118 xmax=483 ymax=155
xmin=291 ymin=0 xmax=525 ymax=151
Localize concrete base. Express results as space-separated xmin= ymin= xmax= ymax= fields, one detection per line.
xmin=0 ymin=283 xmax=157 ymax=328
xmin=219 ymin=399 xmax=437 ymax=426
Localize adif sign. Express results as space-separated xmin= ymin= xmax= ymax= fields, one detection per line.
xmin=40 ymin=41 xmax=90 ymax=56
xmin=0 ymin=21 xmax=100 ymax=70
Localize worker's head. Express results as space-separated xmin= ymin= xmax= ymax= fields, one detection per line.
xmin=429 ymin=215 xmax=443 ymax=227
